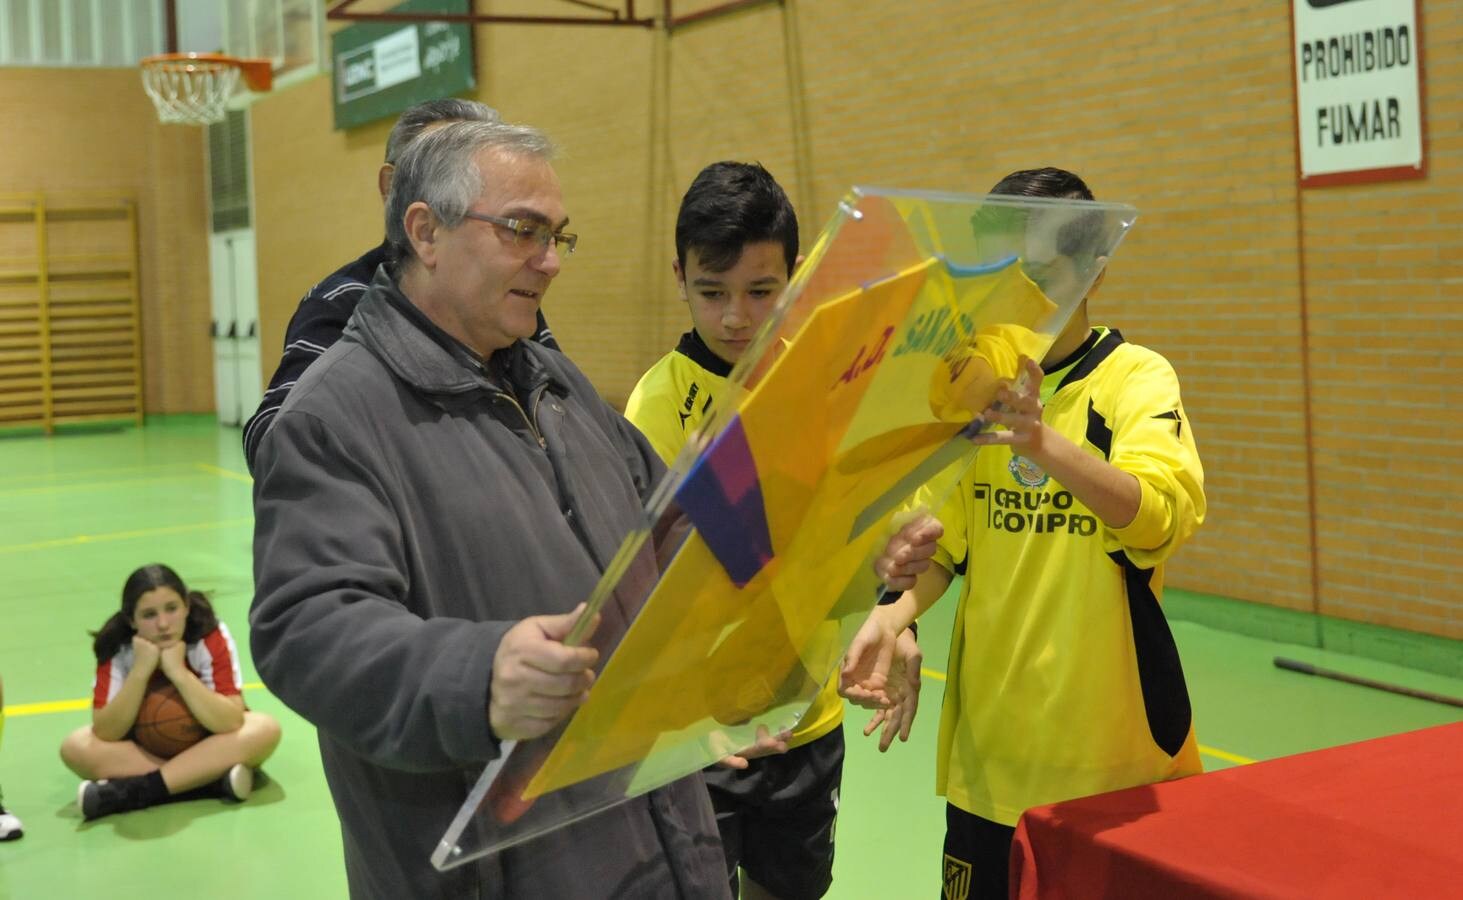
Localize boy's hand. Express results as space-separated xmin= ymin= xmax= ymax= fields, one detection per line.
xmin=971 ymin=356 xmax=1046 ymax=451
xmin=840 ymin=606 xmax=901 ymax=709
xmin=716 ymin=725 xmax=792 ymax=769
xmin=875 ymin=513 xmax=943 ymax=592
xmin=863 ymin=627 xmax=922 ymax=751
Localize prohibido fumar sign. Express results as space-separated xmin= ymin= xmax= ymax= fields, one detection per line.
xmin=1291 ymin=0 xmax=1426 ymax=186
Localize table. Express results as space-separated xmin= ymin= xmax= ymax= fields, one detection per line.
xmin=1010 ymin=721 xmax=1463 ymax=899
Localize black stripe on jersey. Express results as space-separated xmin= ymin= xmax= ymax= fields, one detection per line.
xmin=674 ymin=330 xmax=734 ymax=378
xmin=950 ymin=485 xmax=992 ymax=577
xmin=1153 ymin=409 xmax=1183 ymax=439
xmin=1086 ymin=400 xmax=1114 ymax=459
xmin=1043 ymin=328 xmax=1101 ymax=374
xmin=1054 ymin=328 xmax=1125 ymax=394
xmin=1108 ymin=550 xmax=1193 ymax=757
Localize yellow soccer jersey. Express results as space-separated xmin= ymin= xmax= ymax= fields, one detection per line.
xmin=625 ymin=330 xmax=844 ymax=748
xmin=930 ymin=328 xmax=1206 ymax=825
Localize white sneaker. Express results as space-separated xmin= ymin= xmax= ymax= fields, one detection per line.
xmin=221 ymin=764 xmax=253 ymax=803
xmin=0 ymin=804 xmax=22 ymax=841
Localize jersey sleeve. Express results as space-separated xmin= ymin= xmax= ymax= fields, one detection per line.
xmin=91 ymin=651 xmax=131 ymax=709
xmin=190 ymin=623 xmax=244 ymax=696
xmin=1102 ymin=350 xmax=1206 ymax=568
xmin=918 ymin=465 xmax=970 ymax=575
xmin=623 ymin=358 xmax=689 ymax=466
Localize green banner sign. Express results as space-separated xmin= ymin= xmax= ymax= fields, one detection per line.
xmin=331 ymin=0 xmax=475 ymax=131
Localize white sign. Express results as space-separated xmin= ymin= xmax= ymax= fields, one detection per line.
xmin=1292 ymin=0 xmax=1425 ymax=185
xmin=337 ymin=27 xmax=423 ymax=104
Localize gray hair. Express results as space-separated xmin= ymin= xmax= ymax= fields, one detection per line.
xmin=385 ymin=120 xmax=558 ymax=268
xmin=383 ymin=98 xmax=500 ymax=166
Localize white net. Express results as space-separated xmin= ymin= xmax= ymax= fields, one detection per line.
xmin=140 ymin=59 xmax=243 ymax=125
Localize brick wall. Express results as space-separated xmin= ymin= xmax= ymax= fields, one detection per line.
xmin=250 ymin=0 xmax=1461 ymax=639
xmin=0 ymin=68 xmax=213 ymax=414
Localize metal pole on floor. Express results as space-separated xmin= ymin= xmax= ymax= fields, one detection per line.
xmin=1274 ymin=657 xmax=1463 ymax=709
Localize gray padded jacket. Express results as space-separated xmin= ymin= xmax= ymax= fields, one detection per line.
xmin=251 ymin=270 xmax=727 ymax=899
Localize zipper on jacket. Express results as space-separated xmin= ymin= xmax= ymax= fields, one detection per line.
xmin=492 ymin=388 xmax=546 ymax=449
xmin=527 ymin=385 xmax=612 ymax=572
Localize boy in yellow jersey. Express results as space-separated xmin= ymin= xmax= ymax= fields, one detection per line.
xmin=846 ymin=168 xmax=1207 ymax=900
xmin=626 ymin=161 xmax=920 ymax=900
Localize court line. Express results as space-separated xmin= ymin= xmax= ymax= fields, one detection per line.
xmin=0 ymin=462 xmax=196 ymax=486
xmin=0 ymin=463 xmax=251 ymax=495
xmin=196 ymin=462 xmax=253 ymax=484
xmin=0 ymin=471 xmax=219 ymax=498
xmin=920 ymin=667 xmax=1255 ymax=765
xmin=12 ymin=671 xmax=1260 ymax=766
xmin=0 ymin=517 xmax=253 ymax=554
xmin=4 ymin=682 xmax=269 ymax=718
xmin=1197 ymin=744 xmax=1257 ymax=766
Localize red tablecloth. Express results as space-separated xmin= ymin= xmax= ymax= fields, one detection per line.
xmin=1011 ymin=722 xmax=1463 ymax=899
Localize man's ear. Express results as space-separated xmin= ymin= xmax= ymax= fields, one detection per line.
xmin=1087 ymin=260 xmax=1108 ymax=298
xmin=403 ymin=202 xmax=441 ymax=268
xmin=377 ymin=164 xmax=394 ymax=202
xmin=673 ymin=258 xmax=687 ymax=302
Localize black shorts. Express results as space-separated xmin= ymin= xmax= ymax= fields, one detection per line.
xmin=941 ymin=804 xmax=1015 ymax=900
xmin=704 ymin=727 xmax=844 ymax=900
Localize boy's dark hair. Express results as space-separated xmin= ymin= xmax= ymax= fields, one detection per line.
xmin=91 ymin=564 xmax=221 ymax=664
xmin=986 ymin=167 xmax=1111 ymax=262
xmin=675 ymin=162 xmax=798 ymax=275
xmin=988 ymin=167 xmax=1095 ymax=202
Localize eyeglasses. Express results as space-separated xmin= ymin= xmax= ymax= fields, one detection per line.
xmin=462 ymin=211 xmax=578 ymax=256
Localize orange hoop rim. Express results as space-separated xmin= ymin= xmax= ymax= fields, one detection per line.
xmin=140 ymin=53 xmax=274 ymax=93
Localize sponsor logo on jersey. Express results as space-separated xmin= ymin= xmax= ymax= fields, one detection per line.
xmin=976 ymin=483 xmax=1101 ymax=536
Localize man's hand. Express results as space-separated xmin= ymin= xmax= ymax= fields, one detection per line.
xmin=862 ymin=627 xmax=922 ymax=752
xmin=488 ymin=604 xmax=600 ymax=742
xmin=874 ymin=513 xmax=943 ymax=592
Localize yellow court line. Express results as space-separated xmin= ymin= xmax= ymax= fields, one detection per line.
xmin=918 ymin=666 xmax=1255 ymax=765
xmin=4 ymin=682 xmax=268 ymax=718
xmin=13 ymin=666 xmax=1262 ymax=767
xmin=0 ymin=517 xmax=253 ymax=554
xmin=1197 ymin=744 xmax=1256 ymax=766
xmin=195 ymin=462 xmax=253 ymax=484
xmin=0 ymin=462 xmax=195 ymax=487
xmin=0 ymin=472 xmax=218 ymax=498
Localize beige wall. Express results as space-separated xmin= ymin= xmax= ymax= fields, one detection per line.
xmin=0 ymin=67 xmax=213 ymax=414
xmin=249 ymin=0 xmax=1463 ymax=640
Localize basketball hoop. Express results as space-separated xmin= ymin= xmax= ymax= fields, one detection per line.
xmin=140 ymin=53 xmax=274 ymax=126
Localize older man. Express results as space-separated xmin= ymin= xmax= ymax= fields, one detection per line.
xmin=251 ymin=119 xmax=938 ymax=898
xmin=251 ymin=120 xmax=737 ymax=898
xmin=240 ymin=98 xmax=560 ymax=473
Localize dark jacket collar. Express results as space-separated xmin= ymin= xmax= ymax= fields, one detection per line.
xmin=347 ymin=266 xmax=563 ymax=399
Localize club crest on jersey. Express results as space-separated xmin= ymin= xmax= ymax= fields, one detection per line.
xmin=1008 ymin=454 xmax=1049 ymax=488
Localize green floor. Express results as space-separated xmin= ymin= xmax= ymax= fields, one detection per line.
xmin=1 ymin=418 xmax=1459 ymax=898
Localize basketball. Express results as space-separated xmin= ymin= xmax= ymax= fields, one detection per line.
xmin=134 ymin=682 xmax=209 ymax=758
